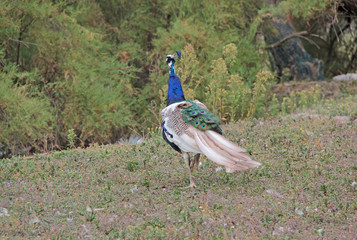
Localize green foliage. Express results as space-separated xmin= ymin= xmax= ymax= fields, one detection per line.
xmin=249 ymin=70 xmax=275 ymax=117
xmin=0 ymin=0 xmax=354 ymax=154
xmin=275 ymin=0 xmax=333 ymax=20
xmin=0 ymin=0 xmax=138 ymax=151
xmin=67 ymin=129 xmax=76 ymax=149
xmin=269 ymin=94 xmax=280 ymax=116
xmin=280 ymin=85 xmax=324 ymax=114
xmin=227 ymin=74 xmax=252 ymax=119
xmin=0 ymin=57 xmax=53 ymax=153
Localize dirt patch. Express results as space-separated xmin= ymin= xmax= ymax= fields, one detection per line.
xmin=272 ymin=79 xmax=357 ymax=99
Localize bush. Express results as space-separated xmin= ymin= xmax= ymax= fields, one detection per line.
xmin=0 ymin=62 xmax=53 ymax=153
xmin=0 ymin=0 xmax=138 ymax=153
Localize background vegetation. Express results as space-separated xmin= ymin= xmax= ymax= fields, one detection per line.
xmin=0 ymin=0 xmax=356 ymax=154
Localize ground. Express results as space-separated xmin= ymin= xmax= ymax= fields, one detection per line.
xmin=0 ymin=95 xmax=356 ymax=239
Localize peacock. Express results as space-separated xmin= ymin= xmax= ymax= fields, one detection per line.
xmin=161 ymin=51 xmax=261 ymax=188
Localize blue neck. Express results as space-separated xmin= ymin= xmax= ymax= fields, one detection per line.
xmin=167 ymin=73 xmax=185 ymax=106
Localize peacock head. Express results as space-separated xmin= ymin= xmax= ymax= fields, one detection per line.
xmin=166 ymin=51 xmax=181 ymax=75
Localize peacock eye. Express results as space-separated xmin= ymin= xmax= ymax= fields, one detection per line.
xmin=202 ymin=124 xmax=206 ymax=128
xmin=195 ymin=121 xmax=199 ymax=125
xmin=200 ymin=110 xmax=205 ymax=113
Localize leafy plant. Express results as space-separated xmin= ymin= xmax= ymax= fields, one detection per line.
xmin=67 ymin=129 xmax=77 ymax=149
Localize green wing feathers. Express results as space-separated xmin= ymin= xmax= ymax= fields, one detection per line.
xmin=181 ymin=101 xmax=223 ymax=134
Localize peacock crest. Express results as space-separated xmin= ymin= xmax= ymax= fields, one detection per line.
xmin=180 ymin=100 xmax=222 ymax=134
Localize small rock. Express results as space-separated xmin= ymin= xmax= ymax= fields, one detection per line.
xmin=215 ymin=167 xmax=223 ymax=172
xmin=332 ymin=73 xmax=357 ymax=81
xmin=108 ymin=214 xmax=119 ymax=223
xmin=306 ymin=131 xmax=314 ymax=137
xmin=86 ymin=206 xmax=92 ymax=212
xmin=295 ymin=208 xmax=304 ymax=216
xmin=263 ymin=143 xmax=269 ymax=150
xmin=81 ymin=223 xmax=92 ymax=234
xmin=317 ymin=228 xmax=324 ymax=236
xmin=124 ymin=203 xmax=133 ymax=209
xmin=3 ymin=182 xmax=12 ymax=188
xmin=266 ymin=189 xmax=285 ymax=198
xmin=332 ymin=116 xmax=350 ymax=124
xmin=351 ymin=182 xmax=356 ymax=187
xmin=130 ymin=185 xmax=138 ymax=193
xmin=29 ymin=216 xmax=40 ymax=224
xmin=128 ymin=134 xmax=144 ymax=144
xmin=272 ymin=226 xmax=285 ymax=236
xmin=0 ymin=207 xmax=10 ymax=217
xmin=94 ymin=208 xmax=105 ymax=212
xmin=67 ymin=211 xmax=73 ymax=222
xmin=291 ymin=113 xmax=319 ymax=120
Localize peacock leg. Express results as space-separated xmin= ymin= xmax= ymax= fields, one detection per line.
xmin=193 ymin=154 xmax=200 ymax=171
xmin=182 ymin=152 xmax=196 ymax=188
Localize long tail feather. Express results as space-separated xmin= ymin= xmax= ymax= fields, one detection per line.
xmin=206 ymin=131 xmax=247 ymax=153
xmin=194 ymin=130 xmax=261 ymax=172
xmin=194 ymin=132 xmax=235 ymax=166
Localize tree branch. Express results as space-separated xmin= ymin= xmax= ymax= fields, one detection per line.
xmin=299 ymin=35 xmax=320 ymax=49
xmin=10 ymin=39 xmax=40 ymax=48
xmin=265 ymin=31 xmax=308 ymax=49
xmin=347 ymin=36 xmax=357 ymax=72
xmin=15 ymin=18 xmax=36 ymax=66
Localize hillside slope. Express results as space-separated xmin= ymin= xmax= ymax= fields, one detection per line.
xmin=1 ymin=96 xmax=356 ymax=239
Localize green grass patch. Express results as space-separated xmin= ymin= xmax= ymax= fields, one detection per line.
xmin=0 ymin=96 xmax=356 ymax=239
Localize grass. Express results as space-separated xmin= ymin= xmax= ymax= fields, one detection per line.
xmin=1 ymin=95 xmax=356 ymax=239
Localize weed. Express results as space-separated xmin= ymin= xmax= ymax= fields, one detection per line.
xmin=67 ymin=129 xmax=77 ymax=149
xmin=125 ymin=160 xmax=139 ymax=172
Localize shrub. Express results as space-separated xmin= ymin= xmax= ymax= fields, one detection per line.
xmin=0 ymin=63 xmax=53 ymax=153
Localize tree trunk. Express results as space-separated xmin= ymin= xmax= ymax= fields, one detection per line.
xmin=262 ymin=16 xmax=324 ymax=81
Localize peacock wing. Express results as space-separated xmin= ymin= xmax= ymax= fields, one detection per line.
xmin=180 ymin=100 xmax=223 ymax=134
